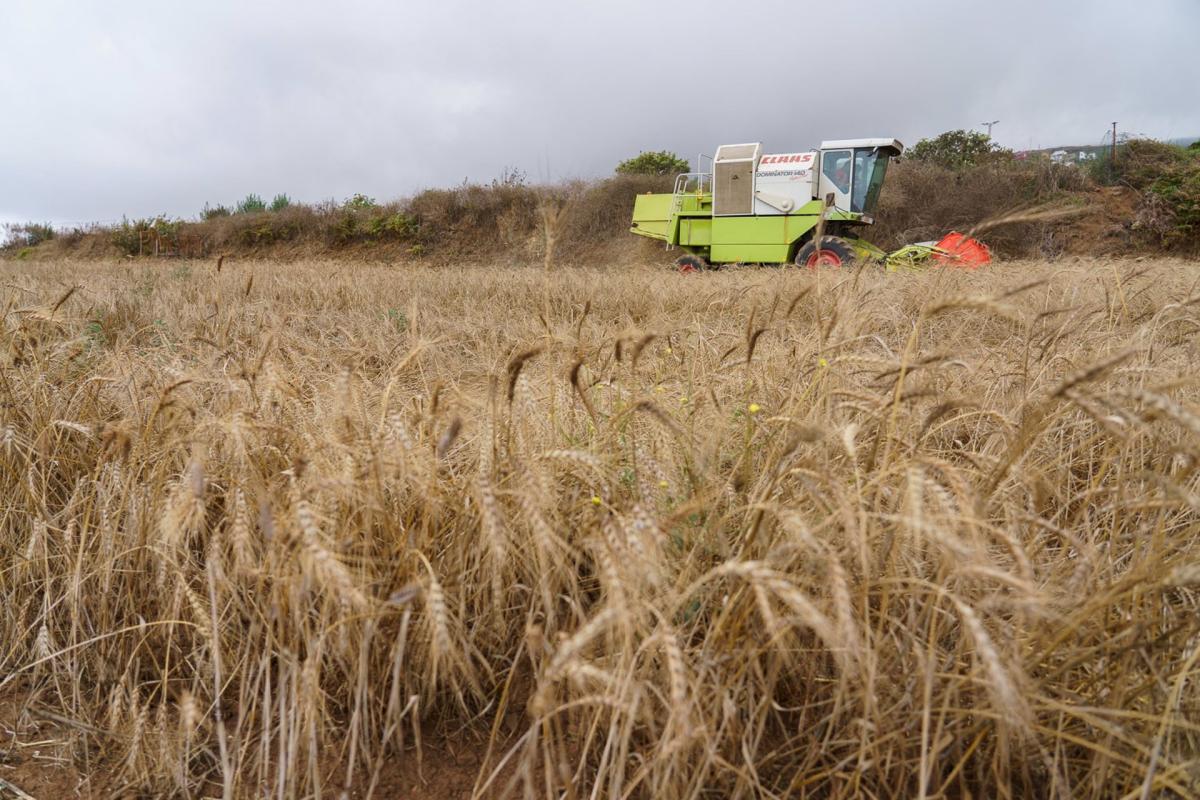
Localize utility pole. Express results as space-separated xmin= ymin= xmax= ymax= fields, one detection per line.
xmin=982 ymin=120 xmax=999 ymax=139
xmin=1111 ymin=121 xmax=1118 ymax=165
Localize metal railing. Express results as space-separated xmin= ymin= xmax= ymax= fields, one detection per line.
xmin=673 ymin=172 xmax=712 ymax=195
xmin=665 ymin=173 xmax=711 ymax=251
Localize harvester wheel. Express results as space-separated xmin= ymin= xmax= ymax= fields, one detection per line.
xmin=795 ymin=237 xmax=855 ymax=269
xmin=675 ymin=255 xmax=709 ymax=274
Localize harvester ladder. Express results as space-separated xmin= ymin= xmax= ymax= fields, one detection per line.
xmin=666 ymin=172 xmax=710 ymax=251
xmin=665 ymin=190 xmax=684 ymax=251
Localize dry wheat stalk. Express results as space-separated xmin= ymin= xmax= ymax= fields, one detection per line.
xmin=0 ymin=256 xmax=1196 ymax=799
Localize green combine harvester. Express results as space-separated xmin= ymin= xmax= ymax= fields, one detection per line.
xmin=630 ymin=139 xmax=903 ymax=271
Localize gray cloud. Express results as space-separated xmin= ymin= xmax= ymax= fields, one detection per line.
xmin=2 ymin=0 xmax=1197 ymax=226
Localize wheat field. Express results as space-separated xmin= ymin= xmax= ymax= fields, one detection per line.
xmin=2 ymin=256 xmax=1199 ymax=798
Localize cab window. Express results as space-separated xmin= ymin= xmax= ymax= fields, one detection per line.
xmin=852 ymin=150 xmax=874 ymax=211
xmin=850 ymin=148 xmax=891 ymax=214
xmin=821 ymin=150 xmax=851 ymax=194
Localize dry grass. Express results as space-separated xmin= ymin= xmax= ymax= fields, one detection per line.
xmin=2 ymin=255 xmax=1200 ymax=798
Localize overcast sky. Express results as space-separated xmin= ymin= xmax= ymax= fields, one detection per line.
xmin=2 ymin=0 xmax=1198 ymax=227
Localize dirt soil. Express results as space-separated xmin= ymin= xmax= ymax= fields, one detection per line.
xmin=1056 ymin=185 xmax=1142 ymax=255
xmin=0 ymin=686 xmax=509 ymax=799
xmin=0 ymin=688 xmax=98 ymax=799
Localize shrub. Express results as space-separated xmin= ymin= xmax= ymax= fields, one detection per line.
xmin=111 ymin=218 xmax=149 ymax=256
xmin=58 ymin=226 xmax=89 ymax=248
xmin=405 ymin=181 xmax=540 ymax=253
xmin=1090 ymin=139 xmax=1188 ymax=189
xmin=240 ymin=223 xmax=275 ymax=246
xmin=1146 ymin=155 xmax=1200 ymax=246
xmin=344 ymin=193 xmax=377 ymax=211
xmin=615 ymin=150 xmax=690 ymax=176
xmin=363 ymin=212 xmax=419 ymax=240
xmin=492 ymin=167 xmax=527 ymax=188
xmin=329 ymin=212 xmax=359 ymax=245
xmin=559 ymin=174 xmax=673 ymax=256
xmin=236 ymin=194 xmax=267 ymax=214
xmin=906 ymin=129 xmax=1012 ymax=170
xmin=269 ymin=193 xmax=292 ymax=212
xmin=3 ymin=222 xmax=56 ymax=248
xmin=201 ymin=203 xmax=232 ymax=220
xmin=111 ymin=216 xmax=181 ymax=256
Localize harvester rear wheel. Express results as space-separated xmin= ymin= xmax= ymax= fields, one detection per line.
xmin=795 ymin=237 xmax=855 ymax=269
xmin=675 ymin=255 xmax=709 ymax=274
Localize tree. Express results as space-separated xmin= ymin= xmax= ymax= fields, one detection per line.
xmin=615 ymin=150 xmax=690 ymax=176
xmin=906 ymin=129 xmax=1011 ymax=169
xmin=236 ymin=193 xmax=267 ymax=214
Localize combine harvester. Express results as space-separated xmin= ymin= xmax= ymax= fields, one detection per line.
xmin=629 ymin=139 xmax=990 ymax=271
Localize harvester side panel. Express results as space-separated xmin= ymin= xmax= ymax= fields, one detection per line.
xmin=678 ymin=218 xmax=711 ymax=246
xmin=630 ymin=193 xmax=675 ymax=241
xmin=753 ymin=152 xmax=817 ymax=215
xmin=710 ymin=215 xmax=819 ymax=263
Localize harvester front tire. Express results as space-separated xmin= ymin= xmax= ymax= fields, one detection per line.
xmin=675 ymin=255 xmax=709 ymax=274
xmin=796 ymin=237 xmax=855 ymax=269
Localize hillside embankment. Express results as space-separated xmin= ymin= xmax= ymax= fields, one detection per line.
xmin=5 ymin=140 xmax=1199 ymax=265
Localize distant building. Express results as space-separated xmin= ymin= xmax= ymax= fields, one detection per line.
xmin=1047 ymin=148 xmax=1100 ymax=166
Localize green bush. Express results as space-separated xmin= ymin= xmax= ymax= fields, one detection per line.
xmin=344 ymin=193 xmax=377 ymax=211
xmin=111 ymin=216 xmax=180 ymax=256
xmin=1147 ymin=156 xmax=1200 ymax=246
xmin=363 ymin=212 xmax=419 ymax=240
xmin=325 ymin=206 xmax=416 ymax=246
xmin=236 ymin=194 xmax=267 ymax=214
xmin=330 ymin=212 xmax=358 ymax=245
xmin=201 ymin=203 xmax=232 ymax=220
xmin=615 ymin=150 xmax=690 ymax=176
xmin=239 ymin=223 xmax=276 ymax=246
xmin=1090 ymin=139 xmax=1188 ymax=189
xmin=906 ymin=130 xmax=1012 ymax=170
xmin=269 ymin=193 xmax=292 ymax=212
